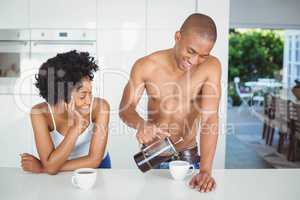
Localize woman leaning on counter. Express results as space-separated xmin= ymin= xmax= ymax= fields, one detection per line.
xmin=20 ymin=50 xmax=111 ymax=175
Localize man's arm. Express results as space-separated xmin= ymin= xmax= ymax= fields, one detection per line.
xmin=119 ymin=59 xmax=169 ymax=144
xmin=189 ymin=57 xmax=221 ymax=192
xmin=199 ymin=58 xmax=221 ymax=174
xmin=119 ymin=59 xmax=147 ymax=129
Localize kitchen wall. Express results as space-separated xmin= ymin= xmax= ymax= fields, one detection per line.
xmin=0 ymin=0 xmax=229 ymax=169
xmin=230 ymin=0 xmax=300 ymax=29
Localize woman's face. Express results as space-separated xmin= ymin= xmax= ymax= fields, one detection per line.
xmin=72 ymin=77 xmax=93 ymax=115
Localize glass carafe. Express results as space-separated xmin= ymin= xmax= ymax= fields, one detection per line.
xmin=134 ymin=137 xmax=182 ymax=172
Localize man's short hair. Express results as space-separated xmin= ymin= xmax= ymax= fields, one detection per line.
xmin=180 ymin=13 xmax=217 ymax=42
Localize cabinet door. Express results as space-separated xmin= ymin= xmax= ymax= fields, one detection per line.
xmin=146 ymin=0 xmax=196 ymax=53
xmin=0 ymin=95 xmax=43 ymax=167
xmin=30 ymin=0 xmax=96 ymax=29
xmin=0 ymin=0 xmax=29 ymax=29
xmin=146 ymin=29 xmax=175 ymax=54
xmin=97 ymin=0 xmax=146 ymax=29
xmin=147 ymin=0 xmax=195 ymax=29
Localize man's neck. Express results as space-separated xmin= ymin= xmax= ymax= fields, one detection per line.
xmin=167 ymin=48 xmax=185 ymax=75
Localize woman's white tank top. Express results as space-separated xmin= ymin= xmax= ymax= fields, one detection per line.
xmin=46 ymin=97 xmax=107 ymax=160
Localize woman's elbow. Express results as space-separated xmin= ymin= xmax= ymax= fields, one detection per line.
xmin=44 ymin=166 xmax=59 ymax=175
xmin=90 ymin=159 xmax=102 ymax=169
xmin=88 ymin=156 xmax=102 ymax=169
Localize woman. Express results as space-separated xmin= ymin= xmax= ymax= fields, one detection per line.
xmin=20 ymin=50 xmax=111 ymax=174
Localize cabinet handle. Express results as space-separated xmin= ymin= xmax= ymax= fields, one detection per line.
xmin=32 ymin=41 xmax=95 ymax=46
xmin=0 ymin=41 xmax=28 ymax=46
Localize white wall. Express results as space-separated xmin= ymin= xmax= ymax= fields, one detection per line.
xmin=0 ymin=0 xmax=29 ymax=29
xmin=197 ymin=0 xmax=229 ymax=169
xmin=0 ymin=95 xmax=42 ymax=167
xmin=0 ymin=0 xmax=230 ymax=169
xmin=230 ymin=0 xmax=300 ymax=29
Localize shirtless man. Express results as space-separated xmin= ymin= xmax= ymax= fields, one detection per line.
xmin=119 ymin=13 xmax=221 ymax=193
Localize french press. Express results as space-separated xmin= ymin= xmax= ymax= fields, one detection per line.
xmin=134 ymin=137 xmax=183 ymax=172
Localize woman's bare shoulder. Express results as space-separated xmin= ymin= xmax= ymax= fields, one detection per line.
xmin=30 ymin=102 xmax=49 ymax=119
xmin=92 ymin=97 xmax=110 ymax=112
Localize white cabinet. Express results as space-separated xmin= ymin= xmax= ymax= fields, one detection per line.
xmin=0 ymin=0 xmax=29 ymax=29
xmin=147 ymin=0 xmax=196 ymax=29
xmin=96 ymin=0 xmax=147 ymax=169
xmin=30 ymin=0 xmax=97 ymax=29
xmin=146 ymin=0 xmax=195 ymax=53
xmin=96 ymin=28 xmax=146 ymax=169
xmin=0 ymin=95 xmax=43 ymax=167
xmin=146 ymin=29 xmax=175 ymax=54
xmin=98 ymin=29 xmax=146 ymax=70
xmin=97 ymin=0 xmax=146 ymax=29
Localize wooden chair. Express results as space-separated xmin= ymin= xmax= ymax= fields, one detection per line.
xmin=287 ymin=102 xmax=300 ymax=161
xmin=266 ymin=96 xmax=290 ymax=151
xmin=262 ymin=94 xmax=272 ymax=139
xmin=274 ymin=97 xmax=290 ymax=152
xmin=265 ymin=95 xmax=276 ymax=145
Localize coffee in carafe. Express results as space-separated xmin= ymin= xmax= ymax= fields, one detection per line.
xmin=134 ymin=137 xmax=183 ymax=172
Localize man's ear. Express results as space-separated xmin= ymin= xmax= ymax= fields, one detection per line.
xmin=175 ymin=31 xmax=181 ymax=43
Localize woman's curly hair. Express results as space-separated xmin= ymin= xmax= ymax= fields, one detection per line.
xmin=35 ymin=50 xmax=99 ymax=105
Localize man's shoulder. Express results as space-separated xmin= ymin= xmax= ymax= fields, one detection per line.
xmin=204 ymin=56 xmax=221 ymax=81
xmin=198 ymin=56 xmax=221 ymax=73
xmin=194 ymin=56 xmax=221 ymax=82
xmin=207 ymin=56 xmax=221 ymax=69
xmin=132 ymin=50 xmax=169 ymax=75
xmin=138 ymin=50 xmax=168 ymax=66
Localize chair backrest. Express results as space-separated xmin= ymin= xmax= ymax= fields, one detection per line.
xmin=274 ymin=96 xmax=290 ymax=123
xmin=234 ymin=77 xmax=241 ymax=96
xmin=289 ymin=102 xmax=300 ymax=136
xmin=264 ymin=93 xmax=272 ymax=115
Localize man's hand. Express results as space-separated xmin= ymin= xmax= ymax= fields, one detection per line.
xmin=189 ymin=171 xmax=216 ymax=192
xmin=20 ymin=153 xmax=44 ymax=173
xmin=136 ymin=122 xmax=170 ymax=144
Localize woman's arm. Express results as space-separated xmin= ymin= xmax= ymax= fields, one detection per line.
xmin=29 ymin=103 xmax=82 ymax=175
xmin=58 ymin=98 xmax=110 ymax=171
xmin=22 ymin=99 xmax=109 ymax=173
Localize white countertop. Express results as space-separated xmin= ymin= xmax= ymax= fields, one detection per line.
xmin=0 ymin=168 xmax=299 ymax=200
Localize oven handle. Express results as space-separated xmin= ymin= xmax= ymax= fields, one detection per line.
xmin=32 ymin=41 xmax=95 ymax=46
xmin=0 ymin=40 xmax=28 ymax=46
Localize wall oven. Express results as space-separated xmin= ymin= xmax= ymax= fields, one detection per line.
xmin=19 ymin=29 xmax=98 ymax=95
xmin=0 ymin=29 xmax=30 ymax=94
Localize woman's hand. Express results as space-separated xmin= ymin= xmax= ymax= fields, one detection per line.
xmin=20 ymin=153 xmax=44 ymax=173
xmin=65 ymin=96 xmax=89 ymax=134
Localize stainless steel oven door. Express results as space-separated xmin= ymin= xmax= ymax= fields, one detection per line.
xmin=0 ymin=30 xmax=30 ymax=94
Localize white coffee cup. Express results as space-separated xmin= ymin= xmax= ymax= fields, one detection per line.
xmin=72 ymin=168 xmax=97 ymax=190
xmin=169 ymin=160 xmax=195 ymax=181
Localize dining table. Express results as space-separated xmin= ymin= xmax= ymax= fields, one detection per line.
xmin=0 ymin=168 xmax=299 ymax=200
xmin=245 ymin=81 xmax=282 ymax=93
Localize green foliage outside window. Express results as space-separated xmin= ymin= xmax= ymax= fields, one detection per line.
xmin=228 ymin=29 xmax=284 ymax=106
